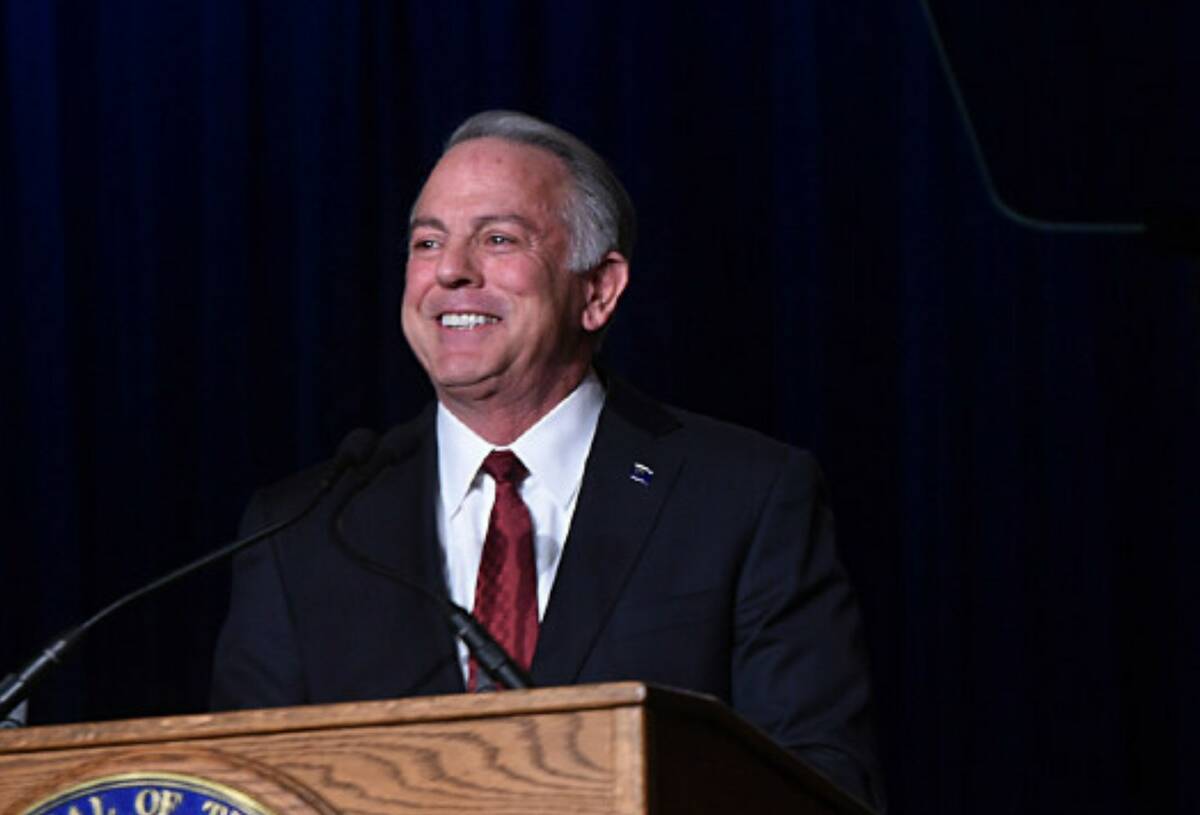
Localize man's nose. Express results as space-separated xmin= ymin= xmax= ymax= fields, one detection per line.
xmin=434 ymin=242 xmax=482 ymax=288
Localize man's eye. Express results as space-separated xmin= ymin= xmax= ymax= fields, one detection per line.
xmin=486 ymin=234 xmax=515 ymax=246
xmin=412 ymin=238 xmax=439 ymax=250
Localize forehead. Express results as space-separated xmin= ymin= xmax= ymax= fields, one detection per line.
xmin=413 ymin=137 xmax=571 ymax=223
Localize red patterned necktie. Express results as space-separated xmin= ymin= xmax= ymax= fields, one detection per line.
xmin=469 ymin=449 xmax=538 ymax=690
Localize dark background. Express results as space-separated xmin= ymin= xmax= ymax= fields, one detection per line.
xmin=3 ymin=2 xmax=1198 ymax=813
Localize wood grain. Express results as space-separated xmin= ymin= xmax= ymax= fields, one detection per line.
xmin=0 ymin=687 xmax=636 ymax=815
xmin=0 ymin=683 xmax=648 ymax=753
xmin=0 ymin=683 xmax=873 ymax=815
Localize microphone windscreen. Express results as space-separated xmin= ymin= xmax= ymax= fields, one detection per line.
xmin=332 ymin=428 xmax=380 ymax=471
xmin=368 ymin=422 xmax=423 ymax=472
xmin=343 ymin=421 xmax=422 ymax=488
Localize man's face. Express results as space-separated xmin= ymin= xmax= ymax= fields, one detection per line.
xmin=402 ymin=137 xmax=593 ymax=413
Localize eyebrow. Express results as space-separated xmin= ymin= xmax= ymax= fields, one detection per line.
xmin=409 ymin=216 xmax=446 ymax=235
xmin=472 ymin=213 xmax=539 ymax=233
xmin=408 ymin=213 xmax=540 ymax=238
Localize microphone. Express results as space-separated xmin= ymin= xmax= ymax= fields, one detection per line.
xmin=329 ymin=435 xmax=535 ymax=691
xmin=0 ymin=428 xmax=380 ymax=723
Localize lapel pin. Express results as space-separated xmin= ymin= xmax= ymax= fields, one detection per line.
xmin=629 ymin=462 xmax=654 ymax=486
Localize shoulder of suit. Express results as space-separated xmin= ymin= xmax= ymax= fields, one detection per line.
xmin=604 ymin=374 xmax=818 ymax=472
xmin=249 ymin=405 xmax=436 ymax=518
xmin=665 ymin=402 xmax=819 ymax=472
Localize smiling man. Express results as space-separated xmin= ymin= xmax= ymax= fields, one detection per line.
xmin=402 ymin=131 xmax=627 ymax=444
xmin=212 ymin=111 xmax=884 ymax=812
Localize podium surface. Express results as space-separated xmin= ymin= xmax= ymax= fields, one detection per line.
xmin=0 ymin=682 xmax=871 ymax=814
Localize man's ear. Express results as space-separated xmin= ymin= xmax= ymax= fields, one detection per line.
xmin=580 ymin=251 xmax=630 ymax=333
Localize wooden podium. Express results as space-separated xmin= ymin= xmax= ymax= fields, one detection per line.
xmin=0 ymin=683 xmax=872 ymax=815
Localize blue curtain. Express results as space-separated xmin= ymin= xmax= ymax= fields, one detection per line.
xmin=3 ymin=2 xmax=1197 ymax=813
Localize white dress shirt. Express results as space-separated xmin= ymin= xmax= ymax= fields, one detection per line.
xmin=436 ymin=370 xmax=605 ymax=680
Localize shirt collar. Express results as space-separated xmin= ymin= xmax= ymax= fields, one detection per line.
xmin=436 ymin=370 xmax=606 ymax=517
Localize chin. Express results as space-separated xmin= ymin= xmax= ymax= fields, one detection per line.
xmin=429 ymin=364 xmax=503 ymax=396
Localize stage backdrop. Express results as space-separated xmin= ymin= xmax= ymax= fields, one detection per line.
xmin=3 ymin=3 xmax=1197 ymax=814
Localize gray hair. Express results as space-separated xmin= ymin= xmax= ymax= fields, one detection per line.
xmin=445 ymin=110 xmax=636 ymax=273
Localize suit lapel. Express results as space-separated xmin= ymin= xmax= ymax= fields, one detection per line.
xmin=338 ymin=407 xmax=466 ymax=695
xmin=532 ymin=379 xmax=683 ymax=686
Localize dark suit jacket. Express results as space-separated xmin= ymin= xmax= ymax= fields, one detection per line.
xmin=211 ymin=378 xmax=884 ymax=810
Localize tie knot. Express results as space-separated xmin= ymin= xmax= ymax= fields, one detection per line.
xmin=481 ymin=449 xmax=528 ymax=485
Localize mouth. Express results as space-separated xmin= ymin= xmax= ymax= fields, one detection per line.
xmin=439 ymin=312 xmax=500 ymax=330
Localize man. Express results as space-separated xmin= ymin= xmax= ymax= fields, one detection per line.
xmin=212 ymin=111 xmax=884 ymax=810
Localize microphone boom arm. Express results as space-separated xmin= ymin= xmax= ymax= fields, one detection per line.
xmin=0 ymin=429 xmax=379 ymax=723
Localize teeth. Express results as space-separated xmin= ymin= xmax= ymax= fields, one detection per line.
xmin=440 ymin=313 xmax=498 ymax=329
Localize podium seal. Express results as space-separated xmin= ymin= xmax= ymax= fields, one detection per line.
xmin=20 ymin=772 xmax=274 ymax=815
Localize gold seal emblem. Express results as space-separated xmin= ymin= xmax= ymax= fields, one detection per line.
xmin=20 ymin=772 xmax=275 ymax=815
